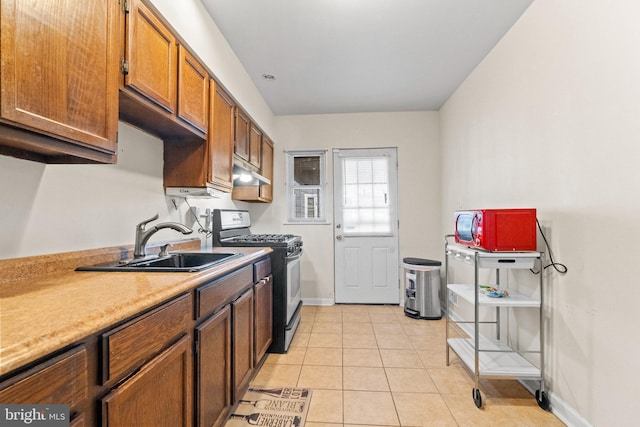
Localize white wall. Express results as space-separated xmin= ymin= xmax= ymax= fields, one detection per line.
xmin=248 ymin=112 xmax=440 ymax=305
xmin=439 ymin=0 xmax=640 ymax=425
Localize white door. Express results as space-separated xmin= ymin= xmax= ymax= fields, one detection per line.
xmin=333 ymin=148 xmax=400 ymax=304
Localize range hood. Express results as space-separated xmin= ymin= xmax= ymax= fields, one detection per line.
xmin=164 ymin=157 xmax=270 ymax=198
xmin=165 ymin=186 xmax=224 ymax=199
xmin=233 ymin=157 xmax=270 ymax=186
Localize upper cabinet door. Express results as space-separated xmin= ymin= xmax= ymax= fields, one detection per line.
xmin=234 ymin=108 xmax=250 ymax=162
xmin=231 ymin=134 xmax=274 ymax=203
xmin=209 ymin=81 xmax=235 ymax=192
xmin=177 ymin=45 xmax=209 ymax=135
xmin=249 ymin=124 xmax=262 ymax=169
xmin=124 ymin=0 xmax=177 ymax=114
xmin=260 ymin=137 xmax=274 ymax=202
xmin=0 ymin=0 xmax=119 ymax=159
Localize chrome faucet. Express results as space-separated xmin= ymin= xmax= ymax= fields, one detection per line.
xmin=134 ymin=214 xmax=193 ymax=259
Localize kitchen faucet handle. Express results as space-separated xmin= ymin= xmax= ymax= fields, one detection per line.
xmin=158 ymin=243 xmax=171 ymax=257
xmin=137 ymin=213 xmax=159 ymax=231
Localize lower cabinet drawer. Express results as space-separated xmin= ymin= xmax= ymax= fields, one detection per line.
xmin=196 ymin=266 xmax=252 ymax=320
xmin=0 ymin=345 xmax=87 ymax=412
xmin=253 ymin=257 xmax=272 ymax=283
xmin=101 ymin=293 xmax=192 ymax=384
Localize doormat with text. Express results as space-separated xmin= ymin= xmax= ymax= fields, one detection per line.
xmin=226 ymin=386 xmax=312 ymax=427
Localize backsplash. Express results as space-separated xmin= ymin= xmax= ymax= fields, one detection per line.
xmin=0 ymin=122 xmax=242 ymax=260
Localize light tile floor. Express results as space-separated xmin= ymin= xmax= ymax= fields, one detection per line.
xmin=251 ymin=304 xmax=565 ymax=427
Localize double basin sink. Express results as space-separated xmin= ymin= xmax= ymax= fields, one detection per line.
xmin=77 ymin=252 xmax=243 ymax=273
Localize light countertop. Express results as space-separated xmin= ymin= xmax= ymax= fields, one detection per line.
xmin=0 ymin=244 xmax=272 ymax=377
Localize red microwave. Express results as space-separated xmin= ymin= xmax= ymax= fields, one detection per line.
xmin=454 ymin=208 xmax=537 ymax=252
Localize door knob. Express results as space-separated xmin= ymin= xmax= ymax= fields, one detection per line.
xmin=336 ymin=224 xmax=342 ymax=229
xmin=336 ymin=235 xmax=343 ymax=240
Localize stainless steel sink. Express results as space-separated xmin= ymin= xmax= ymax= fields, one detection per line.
xmin=76 ymin=252 xmax=243 ymax=273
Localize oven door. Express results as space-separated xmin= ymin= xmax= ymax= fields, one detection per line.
xmin=286 ymin=249 xmax=302 ymax=324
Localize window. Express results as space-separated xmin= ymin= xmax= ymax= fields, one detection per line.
xmin=286 ymin=150 xmax=326 ymax=222
xmin=341 ymin=156 xmax=391 ymax=234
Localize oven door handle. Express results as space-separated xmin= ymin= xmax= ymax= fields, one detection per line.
xmin=286 ymin=249 xmax=303 ymax=261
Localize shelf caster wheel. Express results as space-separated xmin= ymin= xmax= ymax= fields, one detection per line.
xmin=472 ymin=388 xmax=482 ymax=409
xmin=536 ymin=390 xmax=550 ymax=411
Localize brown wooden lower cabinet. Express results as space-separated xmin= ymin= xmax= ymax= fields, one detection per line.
xmin=195 ymin=305 xmax=232 ymax=427
xmin=254 ymin=274 xmax=273 ymax=364
xmin=0 ymin=345 xmax=88 ymax=423
xmin=69 ymin=414 xmax=86 ymax=427
xmin=101 ymin=293 xmax=192 ymax=384
xmin=101 ymin=334 xmax=193 ymax=427
xmin=0 ymin=256 xmax=273 ymax=427
xmin=232 ymin=288 xmax=254 ymax=402
xmin=193 ymin=257 xmax=271 ymax=426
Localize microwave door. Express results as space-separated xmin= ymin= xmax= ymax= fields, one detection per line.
xmin=456 ymin=214 xmax=474 ymax=242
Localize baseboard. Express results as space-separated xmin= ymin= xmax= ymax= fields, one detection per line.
xmin=520 ymin=380 xmax=592 ymax=427
xmin=301 ymin=298 xmax=335 ymax=306
xmin=302 ymin=298 xmax=409 ymax=307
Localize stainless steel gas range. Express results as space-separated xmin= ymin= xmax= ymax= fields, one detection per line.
xmin=212 ymin=209 xmax=302 ymax=353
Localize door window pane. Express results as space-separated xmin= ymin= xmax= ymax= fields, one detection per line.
xmin=341 ymin=157 xmax=391 ymax=234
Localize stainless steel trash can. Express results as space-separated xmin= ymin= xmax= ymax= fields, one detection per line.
xmin=403 ymin=257 xmax=442 ymax=320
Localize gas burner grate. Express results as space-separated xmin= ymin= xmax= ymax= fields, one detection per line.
xmin=230 ymin=234 xmax=297 ymax=243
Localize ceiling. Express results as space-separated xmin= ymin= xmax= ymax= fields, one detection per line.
xmin=201 ymin=0 xmax=533 ymax=116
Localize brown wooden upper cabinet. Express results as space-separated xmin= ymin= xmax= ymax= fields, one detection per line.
xmin=178 ymin=46 xmax=209 ymax=135
xmin=249 ymin=124 xmax=262 ymax=169
xmin=120 ymin=0 xmax=208 ymax=140
xmin=163 ymin=80 xmax=234 ymax=193
xmin=123 ymin=0 xmax=176 ymax=113
xmin=260 ymin=136 xmax=275 ymax=202
xmin=232 ymin=135 xmax=274 ymax=203
xmin=208 ymin=82 xmax=235 ymax=192
xmin=235 ymin=114 xmax=261 ymax=169
xmin=234 ymin=108 xmax=251 ymax=162
xmin=0 ymin=0 xmax=119 ymax=163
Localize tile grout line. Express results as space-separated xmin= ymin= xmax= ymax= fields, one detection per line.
xmin=291 ymin=305 xmax=565 ymax=426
